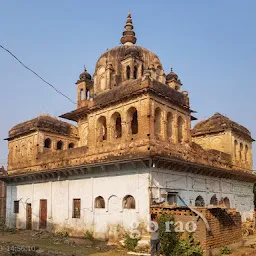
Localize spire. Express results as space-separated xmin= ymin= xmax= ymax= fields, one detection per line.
xmin=120 ymin=11 xmax=137 ymax=46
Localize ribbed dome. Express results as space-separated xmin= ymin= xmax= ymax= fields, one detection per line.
xmin=95 ymin=45 xmax=163 ymax=74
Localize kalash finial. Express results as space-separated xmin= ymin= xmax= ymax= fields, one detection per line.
xmin=120 ymin=11 xmax=137 ymax=46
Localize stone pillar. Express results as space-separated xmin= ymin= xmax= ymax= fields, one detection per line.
xmin=162 ymin=109 xmax=167 ymax=141
xmin=173 ymin=113 xmax=178 ymax=144
xmin=130 ymin=61 xmax=135 ymax=79
xmin=106 ymin=63 xmax=113 ymax=90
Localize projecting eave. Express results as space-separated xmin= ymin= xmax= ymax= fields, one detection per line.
xmin=60 ymin=78 xmax=192 ymax=121
xmin=2 ymin=154 xmax=256 ymax=184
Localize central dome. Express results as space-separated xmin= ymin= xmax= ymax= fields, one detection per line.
xmin=92 ymin=12 xmax=166 ymax=94
xmin=95 ymin=45 xmax=163 ymax=74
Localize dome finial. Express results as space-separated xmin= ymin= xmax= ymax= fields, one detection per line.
xmin=120 ymin=11 xmax=137 ymax=46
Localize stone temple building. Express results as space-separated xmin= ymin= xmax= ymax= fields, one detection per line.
xmin=1 ymin=13 xmax=256 ymax=241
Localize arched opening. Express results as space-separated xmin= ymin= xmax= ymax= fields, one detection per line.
xmin=240 ymin=143 xmax=243 ymax=160
xmin=44 ymin=138 xmax=52 ymax=148
xmin=133 ymin=66 xmax=138 ymax=79
xmin=126 ymin=66 xmax=131 ymax=80
xmin=56 ymin=140 xmax=63 ymax=150
xmin=128 ymin=107 xmax=138 ymax=135
xmin=95 ymin=196 xmax=105 ymax=209
xmin=68 ymin=143 xmax=74 ymax=149
xmin=80 ymin=89 xmax=85 ymax=100
xmin=177 ymin=116 xmax=184 ymax=143
xmin=223 ymin=197 xmax=230 ymax=208
xmin=97 ymin=116 xmax=107 ymax=141
xmin=195 ymin=195 xmax=205 ymax=207
xmin=167 ymin=112 xmax=173 ymax=139
xmin=141 ymin=65 xmax=144 ymax=76
xmin=123 ymin=195 xmax=135 ymax=209
xmin=99 ymin=76 xmax=105 ymax=91
xmin=154 ymin=107 xmax=162 ymax=138
xmin=111 ymin=112 xmax=122 ymax=139
xmin=210 ymin=194 xmax=218 ymax=206
xmin=245 ymin=145 xmax=249 ymax=162
xmin=86 ymin=89 xmax=90 ymax=100
xmin=234 ymin=140 xmax=238 ymax=159
xmin=108 ymin=195 xmax=119 ymax=212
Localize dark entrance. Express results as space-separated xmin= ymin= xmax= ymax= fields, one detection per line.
xmin=26 ymin=203 xmax=32 ymax=230
xmin=39 ymin=199 xmax=47 ymax=229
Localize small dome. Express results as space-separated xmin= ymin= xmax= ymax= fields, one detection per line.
xmin=79 ymin=67 xmax=91 ymax=81
xmin=166 ymin=68 xmax=178 ymax=81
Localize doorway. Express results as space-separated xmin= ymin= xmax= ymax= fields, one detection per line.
xmin=39 ymin=199 xmax=47 ymax=229
xmin=26 ymin=203 xmax=32 ymax=230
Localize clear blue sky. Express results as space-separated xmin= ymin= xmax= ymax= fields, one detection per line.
xmin=0 ymin=1 xmax=256 ymax=169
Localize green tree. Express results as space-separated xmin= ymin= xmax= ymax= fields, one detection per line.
xmin=158 ymin=212 xmax=179 ymax=256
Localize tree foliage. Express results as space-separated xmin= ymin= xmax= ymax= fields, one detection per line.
xmin=158 ymin=212 xmax=203 ymax=256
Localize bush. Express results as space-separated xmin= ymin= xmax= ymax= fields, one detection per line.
xmin=158 ymin=213 xmax=203 ymax=256
xmin=158 ymin=212 xmax=179 ymax=256
xmin=84 ymin=230 xmax=94 ymax=241
xmin=124 ymin=233 xmax=139 ymax=251
xmin=220 ymin=246 xmax=232 ymax=254
xmin=55 ymin=231 xmax=69 ymax=238
xmin=172 ymin=233 xmax=203 ymax=256
xmin=0 ymin=217 xmax=16 ymax=233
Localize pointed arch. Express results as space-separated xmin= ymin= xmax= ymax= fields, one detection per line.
xmin=195 ymin=195 xmax=205 ymax=207
xmin=234 ymin=140 xmax=238 ymax=159
xmin=240 ymin=143 xmax=243 ymax=160
xmin=56 ymin=140 xmax=63 ymax=150
xmin=167 ymin=112 xmax=173 ymax=139
xmin=245 ymin=145 xmax=249 ymax=162
xmin=177 ymin=116 xmax=184 ymax=143
xmin=44 ymin=138 xmax=52 ymax=149
xmin=223 ymin=197 xmax=230 ymax=208
xmin=68 ymin=143 xmax=75 ymax=149
xmin=210 ymin=194 xmax=218 ymax=206
xmin=97 ymin=116 xmax=107 ymax=141
xmin=127 ymin=107 xmax=138 ymax=135
xmin=154 ymin=107 xmax=162 ymax=138
xmin=111 ymin=112 xmax=122 ymax=138
xmin=126 ymin=66 xmax=131 ymax=80
xmin=133 ymin=66 xmax=138 ymax=79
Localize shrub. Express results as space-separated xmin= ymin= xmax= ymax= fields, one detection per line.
xmin=0 ymin=217 xmax=16 ymax=233
xmin=84 ymin=230 xmax=94 ymax=241
xmin=124 ymin=233 xmax=139 ymax=251
xmin=172 ymin=233 xmax=203 ymax=256
xmin=220 ymin=246 xmax=232 ymax=254
xmin=158 ymin=212 xmax=179 ymax=256
xmin=55 ymin=231 xmax=69 ymax=238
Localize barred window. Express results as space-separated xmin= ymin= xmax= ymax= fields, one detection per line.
xmin=14 ymin=201 xmax=19 ymax=214
xmin=73 ymin=199 xmax=81 ymax=218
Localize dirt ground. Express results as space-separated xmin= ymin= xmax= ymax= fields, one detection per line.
xmin=0 ymin=230 xmax=128 ymax=256
xmin=0 ymin=230 xmax=256 ymax=256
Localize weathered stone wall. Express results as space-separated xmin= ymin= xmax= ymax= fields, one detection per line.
xmin=8 ymin=131 xmax=79 ymax=172
xmin=192 ymin=130 xmax=253 ymax=171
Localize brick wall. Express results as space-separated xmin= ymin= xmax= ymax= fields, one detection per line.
xmin=151 ymin=206 xmax=242 ymax=255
